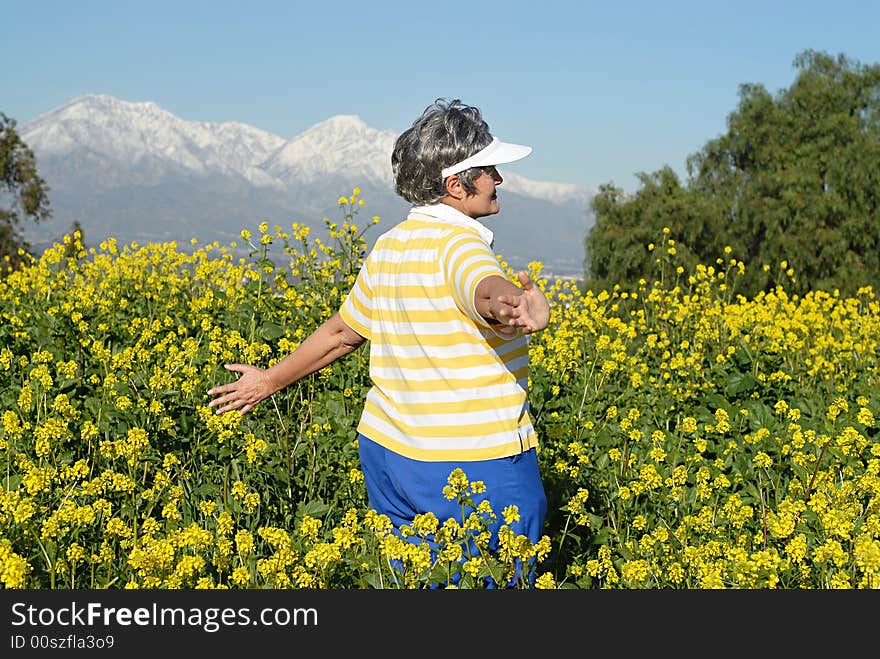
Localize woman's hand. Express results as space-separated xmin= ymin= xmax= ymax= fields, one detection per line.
xmin=206 ymin=312 xmax=366 ymax=415
xmin=491 ymin=271 xmax=550 ymax=334
xmin=207 ymin=363 xmax=277 ymax=415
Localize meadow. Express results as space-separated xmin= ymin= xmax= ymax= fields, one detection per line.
xmin=1 ymin=191 xmax=878 ymax=589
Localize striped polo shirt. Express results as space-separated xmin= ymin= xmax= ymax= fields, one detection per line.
xmin=338 ymin=203 xmax=538 ymax=462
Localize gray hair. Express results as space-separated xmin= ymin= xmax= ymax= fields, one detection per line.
xmin=392 ymin=98 xmax=494 ymax=205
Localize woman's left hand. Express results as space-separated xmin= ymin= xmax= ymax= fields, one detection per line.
xmin=207 ymin=363 xmax=276 ymax=414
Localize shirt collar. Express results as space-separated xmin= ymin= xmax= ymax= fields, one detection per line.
xmin=408 ymin=203 xmax=494 ymax=247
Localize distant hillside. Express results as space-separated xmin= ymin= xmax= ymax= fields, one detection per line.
xmin=22 ymin=94 xmax=596 ymax=277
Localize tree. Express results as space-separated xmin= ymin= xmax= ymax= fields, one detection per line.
xmin=585 ymin=50 xmax=880 ymax=298
xmin=1 ymin=112 xmax=51 ymax=270
xmin=585 ymin=167 xmax=720 ymax=293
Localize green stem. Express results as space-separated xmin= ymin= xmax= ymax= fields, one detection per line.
xmin=803 ymin=443 xmax=828 ymax=504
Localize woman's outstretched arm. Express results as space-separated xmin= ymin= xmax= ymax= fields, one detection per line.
xmin=207 ymin=312 xmax=366 ymax=414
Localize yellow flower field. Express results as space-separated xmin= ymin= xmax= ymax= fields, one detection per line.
xmin=1 ymin=192 xmax=878 ymax=589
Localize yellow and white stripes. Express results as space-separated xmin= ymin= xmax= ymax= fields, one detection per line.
xmin=339 ymin=204 xmax=537 ymax=462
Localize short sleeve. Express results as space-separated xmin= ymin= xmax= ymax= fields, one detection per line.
xmin=440 ymin=230 xmax=506 ymax=328
xmin=338 ymin=258 xmax=373 ymax=341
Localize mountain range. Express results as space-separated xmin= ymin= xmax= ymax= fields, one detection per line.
xmin=20 ymin=94 xmax=596 ymax=277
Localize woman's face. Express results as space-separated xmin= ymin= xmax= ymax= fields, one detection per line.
xmin=461 ymin=165 xmax=504 ymax=218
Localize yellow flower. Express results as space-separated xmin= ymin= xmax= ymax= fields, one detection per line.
xmin=299 ymin=516 xmax=322 ymax=542
xmin=753 ymin=452 xmax=773 ymax=468
xmin=534 ymin=572 xmax=556 ymax=589
xmin=502 ymin=505 xmax=521 ymax=525
xmin=0 ymin=540 xmax=31 ymax=588
xmin=231 ymin=567 xmax=251 ymax=587
xmin=235 ymin=530 xmax=254 ymax=556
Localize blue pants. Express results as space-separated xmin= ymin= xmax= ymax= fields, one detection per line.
xmin=357 ymin=433 xmax=547 ymax=588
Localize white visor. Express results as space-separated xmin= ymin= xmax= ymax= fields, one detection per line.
xmin=440 ymin=137 xmax=532 ymax=179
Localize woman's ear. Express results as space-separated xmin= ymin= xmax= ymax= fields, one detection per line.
xmin=444 ymin=174 xmax=465 ymax=199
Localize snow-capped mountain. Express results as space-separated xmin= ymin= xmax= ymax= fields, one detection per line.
xmin=24 ymin=94 xmax=286 ymax=186
xmin=261 ymin=114 xmax=396 ymax=187
xmin=20 ymin=94 xmax=596 ymax=277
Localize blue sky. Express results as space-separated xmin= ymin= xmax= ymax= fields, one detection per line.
xmin=4 ymin=0 xmax=879 ymax=192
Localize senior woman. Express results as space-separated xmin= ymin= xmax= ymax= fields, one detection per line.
xmin=208 ymin=98 xmax=550 ymax=586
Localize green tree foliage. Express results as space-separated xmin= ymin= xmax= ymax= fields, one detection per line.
xmin=1 ymin=112 xmax=51 ymax=270
xmin=585 ymin=50 xmax=880 ymax=298
xmin=584 ymin=167 xmax=718 ymax=292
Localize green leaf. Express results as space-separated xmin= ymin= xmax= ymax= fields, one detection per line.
xmin=257 ymin=257 xmax=276 ymax=271
xmin=258 ymin=322 xmax=285 ymax=341
xmin=196 ymin=482 xmax=219 ymax=497
xmin=743 ymin=400 xmax=776 ymax=431
xmin=298 ymin=499 xmax=330 ymax=519
xmin=726 ymin=371 xmax=756 ymax=396
xmin=363 ymin=573 xmax=384 ymax=589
